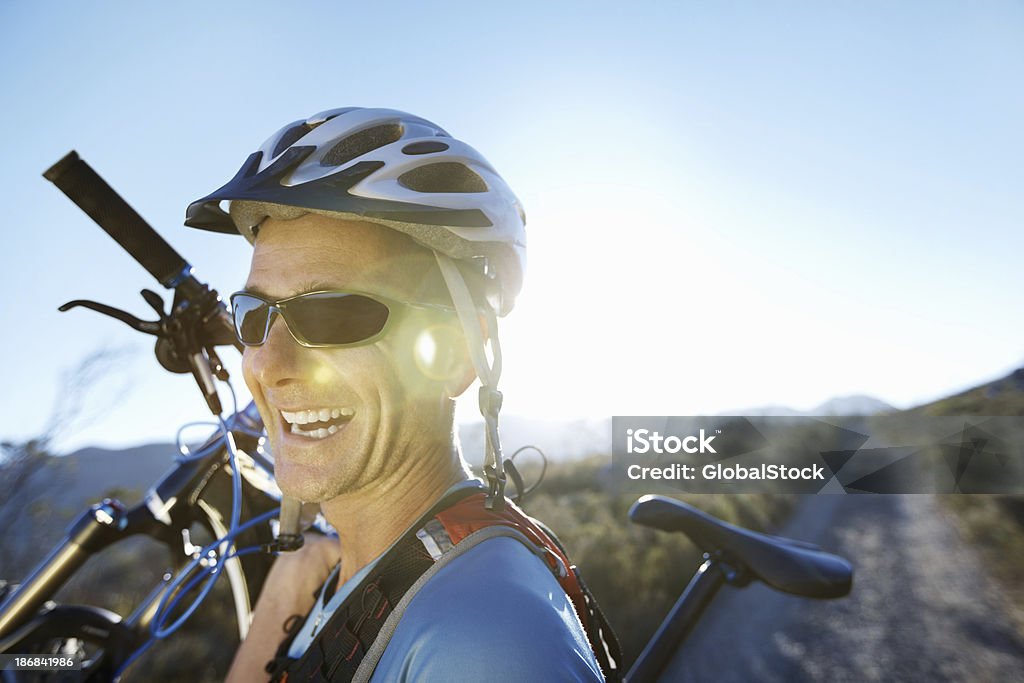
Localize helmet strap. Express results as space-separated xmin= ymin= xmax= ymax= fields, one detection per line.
xmin=434 ymin=253 xmax=506 ymax=510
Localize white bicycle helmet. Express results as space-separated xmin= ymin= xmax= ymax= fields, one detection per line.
xmin=186 ymin=106 xmax=525 ymax=317
xmin=186 ymin=107 xmax=524 ymax=507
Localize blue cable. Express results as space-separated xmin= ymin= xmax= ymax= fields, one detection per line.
xmin=160 ymin=544 xmax=267 ymax=619
xmin=114 ymin=545 xmax=269 ymax=679
xmin=114 ymin=634 xmax=155 ymax=679
xmin=117 ymin=374 xmax=281 ymax=678
xmin=148 ymin=507 xmax=278 ymax=639
xmin=174 ymin=381 xmax=242 ymax=462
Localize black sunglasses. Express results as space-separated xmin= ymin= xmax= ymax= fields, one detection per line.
xmin=229 ymin=290 xmax=453 ymax=348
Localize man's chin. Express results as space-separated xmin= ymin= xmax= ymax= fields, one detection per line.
xmin=276 ymin=465 xmax=336 ymax=503
xmin=269 ymin=431 xmax=371 ymax=502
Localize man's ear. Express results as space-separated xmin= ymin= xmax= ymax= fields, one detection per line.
xmin=441 ymin=306 xmax=502 ymax=398
xmin=405 ymin=313 xmax=476 ymax=395
xmin=444 ymin=357 xmax=477 ymax=398
xmin=442 ymin=312 xmax=488 ymax=398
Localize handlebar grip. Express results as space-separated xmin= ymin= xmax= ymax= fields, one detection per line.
xmin=44 ymin=151 xmax=190 ymax=288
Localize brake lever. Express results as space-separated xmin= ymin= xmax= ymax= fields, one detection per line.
xmin=61 ymin=288 xmax=235 ymax=416
xmin=141 ymin=288 xmax=170 ymax=322
xmin=58 ymin=299 xmax=161 ymax=335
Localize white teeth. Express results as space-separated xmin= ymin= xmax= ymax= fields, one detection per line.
xmin=280 ymin=406 xmax=356 ymax=434
xmin=288 ymin=422 xmax=344 ymax=440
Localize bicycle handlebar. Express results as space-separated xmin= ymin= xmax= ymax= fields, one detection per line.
xmin=43 ymin=151 xmax=192 ymax=290
xmin=44 ymin=150 xmax=238 ymax=414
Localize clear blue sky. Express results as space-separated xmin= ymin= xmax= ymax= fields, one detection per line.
xmin=2 ymin=1 xmax=1022 ymax=452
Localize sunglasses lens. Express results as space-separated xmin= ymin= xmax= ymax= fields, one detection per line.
xmin=287 ymin=293 xmax=391 ymax=345
xmin=231 ymin=294 xmax=272 ymax=345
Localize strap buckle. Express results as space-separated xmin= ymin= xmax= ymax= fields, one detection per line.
xmin=480 ymin=386 xmax=506 ymax=510
xmin=484 ymin=463 xmax=507 ymax=511
xmin=478 ymin=386 xmax=503 ymax=417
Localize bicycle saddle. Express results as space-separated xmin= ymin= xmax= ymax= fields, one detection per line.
xmin=629 ymin=495 xmax=852 ymax=599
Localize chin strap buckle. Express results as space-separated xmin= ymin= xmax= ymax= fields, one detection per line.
xmin=480 ymin=386 xmax=506 ymax=511
xmin=479 ymin=385 xmax=503 ymax=416
xmin=263 ymin=533 xmax=304 ymax=554
xmin=263 ymin=496 xmax=307 ymax=553
xmin=484 ymin=464 xmax=507 ymax=512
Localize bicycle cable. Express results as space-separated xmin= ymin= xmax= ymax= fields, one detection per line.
xmin=173 ymin=378 xmax=242 ymax=462
xmin=115 ymin=376 xmax=280 ymax=678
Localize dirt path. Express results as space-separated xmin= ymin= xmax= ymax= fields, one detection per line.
xmin=660 ymin=495 xmax=1024 ymax=682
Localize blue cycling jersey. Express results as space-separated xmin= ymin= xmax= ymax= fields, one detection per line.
xmin=287 ymin=480 xmax=603 ymax=681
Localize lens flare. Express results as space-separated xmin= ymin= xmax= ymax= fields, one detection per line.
xmin=312 ymin=364 xmax=334 ymax=386
xmin=413 ymin=324 xmax=463 ymax=381
xmin=415 ymin=329 xmax=437 ymax=367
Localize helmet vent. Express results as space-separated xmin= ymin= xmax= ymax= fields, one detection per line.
xmin=398 ymin=163 xmax=488 ymax=193
xmin=320 ymin=123 xmax=404 ymax=167
xmin=402 ymin=140 xmax=450 ymax=155
xmin=272 ymin=123 xmax=314 ymax=159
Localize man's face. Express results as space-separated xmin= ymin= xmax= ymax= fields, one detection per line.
xmin=241 ymin=214 xmax=460 ymax=502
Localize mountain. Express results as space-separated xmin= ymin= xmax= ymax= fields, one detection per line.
xmin=911 ymin=367 xmax=1024 ymax=416
xmin=457 ymin=393 xmax=896 ymax=465
xmin=457 ymin=415 xmax=609 ymax=467
xmin=0 ymin=443 xmax=176 ymax=575
xmin=9 ymin=443 xmax=175 ymax=521
xmin=48 ymin=443 xmax=178 ymax=505
xmin=7 ymin=374 xmax=1012 ymax=541
xmin=809 ymin=394 xmax=896 ymax=416
xmin=725 ymin=394 xmax=895 ymax=417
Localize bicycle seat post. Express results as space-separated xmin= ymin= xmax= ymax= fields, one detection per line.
xmin=625 ymin=555 xmax=730 ymax=683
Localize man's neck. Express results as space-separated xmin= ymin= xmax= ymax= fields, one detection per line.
xmin=319 ymin=440 xmax=470 ymax=585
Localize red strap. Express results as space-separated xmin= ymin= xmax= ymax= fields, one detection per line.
xmin=434 ymin=493 xmax=593 ymax=651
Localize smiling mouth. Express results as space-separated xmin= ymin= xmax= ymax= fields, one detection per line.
xmin=280 ymin=407 xmax=355 ymax=440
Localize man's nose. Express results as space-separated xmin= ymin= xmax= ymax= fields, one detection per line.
xmin=244 ymin=312 xmax=308 ymax=388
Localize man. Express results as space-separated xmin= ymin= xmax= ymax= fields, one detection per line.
xmin=183 ymin=108 xmax=614 ymax=681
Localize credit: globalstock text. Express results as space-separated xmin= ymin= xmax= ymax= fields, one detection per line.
xmin=625 ymin=463 xmax=826 ymax=481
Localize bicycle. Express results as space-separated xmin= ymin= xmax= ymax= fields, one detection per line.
xmin=0 ymin=153 xmax=853 ymax=682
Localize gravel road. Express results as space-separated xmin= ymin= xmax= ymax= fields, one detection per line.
xmin=660 ymin=495 xmax=1024 ymax=682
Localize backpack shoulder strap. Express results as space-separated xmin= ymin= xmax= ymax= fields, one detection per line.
xmin=351 ymin=525 xmax=547 ymax=683
xmin=356 ymin=492 xmax=624 ymax=682
xmin=530 ymin=517 xmax=624 ymax=681
xmin=269 ymin=489 xmax=623 ymax=683
xmin=266 ymin=486 xmax=482 ymax=682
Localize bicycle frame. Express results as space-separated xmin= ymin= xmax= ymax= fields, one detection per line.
xmin=0 ymin=403 xmax=281 ymax=678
